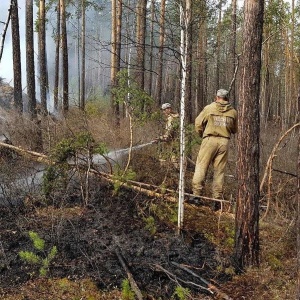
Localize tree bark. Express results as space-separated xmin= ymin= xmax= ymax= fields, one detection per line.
xmin=195 ymin=0 xmax=207 ymax=113
xmin=60 ymin=0 xmax=69 ymax=112
xmin=135 ymin=0 xmax=147 ymax=94
xmin=110 ymin=0 xmax=120 ymax=126
xmin=297 ymin=87 xmax=300 ymax=298
xmin=234 ymin=0 xmax=264 ymax=270
xmin=80 ymin=0 xmax=86 ymax=110
xmin=26 ymin=0 xmax=37 ymax=118
xmin=11 ymin=0 xmax=23 ymax=113
xmin=230 ymin=0 xmax=237 ymax=105
xmin=53 ymin=0 xmax=60 ymax=111
xmin=38 ymin=0 xmax=48 ymax=115
xmin=155 ymin=0 xmax=165 ymax=105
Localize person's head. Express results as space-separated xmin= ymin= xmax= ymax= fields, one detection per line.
xmin=216 ymin=89 xmax=229 ymax=101
xmin=161 ymin=103 xmax=172 ymax=115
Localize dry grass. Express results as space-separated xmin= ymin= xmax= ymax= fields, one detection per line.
xmin=0 ymin=105 xmax=298 ymax=299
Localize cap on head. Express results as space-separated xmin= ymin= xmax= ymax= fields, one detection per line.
xmin=216 ymin=89 xmax=229 ymax=98
xmin=161 ymin=103 xmax=172 ymax=110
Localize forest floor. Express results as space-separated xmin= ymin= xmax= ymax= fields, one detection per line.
xmin=0 ymin=113 xmax=298 ymax=299
xmin=0 ymin=148 xmax=298 ymax=300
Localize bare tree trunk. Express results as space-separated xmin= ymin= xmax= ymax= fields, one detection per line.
xmin=195 ymin=0 xmax=207 ymax=113
xmin=147 ymin=0 xmax=155 ymax=97
xmin=11 ymin=0 xmax=22 ymax=112
xmin=185 ymin=0 xmax=193 ymax=124
xmin=234 ymin=0 xmax=264 ymax=271
xmin=38 ymin=0 xmax=48 ymax=115
xmin=215 ymin=2 xmax=222 ymax=89
xmin=230 ymin=0 xmax=237 ymax=105
xmin=297 ymin=87 xmax=300 ymax=298
xmin=155 ymin=0 xmax=165 ymax=105
xmin=110 ymin=0 xmax=120 ymax=126
xmin=80 ymin=0 xmax=86 ymax=110
xmin=54 ymin=0 xmax=60 ymax=111
xmin=26 ymin=0 xmax=37 ymax=118
xmin=61 ymin=0 xmax=69 ymax=112
xmin=135 ymin=0 xmax=147 ymax=94
xmin=178 ymin=0 xmax=189 ymax=233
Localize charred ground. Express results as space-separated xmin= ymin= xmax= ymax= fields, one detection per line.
xmin=0 ymin=173 xmax=234 ymax=300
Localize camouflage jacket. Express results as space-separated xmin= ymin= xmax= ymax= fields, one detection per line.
xmin=195 ymin=100 xmax=237 ymax=139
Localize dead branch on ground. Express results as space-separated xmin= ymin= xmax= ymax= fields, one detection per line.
xmin=171 ymin=261 xmax=233 ymax=300
xmin=114 ymin=237 xmax=143 ymax=300
xmin=153 ymin=263 xmax=213 ymax=294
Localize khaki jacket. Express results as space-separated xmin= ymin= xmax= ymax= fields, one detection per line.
xmin=161 ymin=113 xmax=179 ymax=142
xmin=195 ymin=100 xmax=237 ymax=139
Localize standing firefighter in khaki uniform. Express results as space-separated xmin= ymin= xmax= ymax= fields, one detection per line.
xmin=192 ymin=89 xmax=237 ymax=208
xmin=153 ymin=103 xmax=180 ymax=169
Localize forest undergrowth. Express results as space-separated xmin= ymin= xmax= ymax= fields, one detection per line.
xmin=0 ymin=107 xmax=298 ymax=300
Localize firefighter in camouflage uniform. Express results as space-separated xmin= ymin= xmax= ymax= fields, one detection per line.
xmin=192 ymin=89 xmax=237 ymax=209
xmin=153 ymin=103 xmax=180 ymax=170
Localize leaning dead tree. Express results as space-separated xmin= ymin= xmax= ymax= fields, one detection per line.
xmin=0 ymin=3 xmax=12 ymax=62
xmin=260 ymin=122 xmax=300 ymax=220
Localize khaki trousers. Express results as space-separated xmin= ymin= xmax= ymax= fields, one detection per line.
xmin=192 ymin=136 xmax=229 ymax=198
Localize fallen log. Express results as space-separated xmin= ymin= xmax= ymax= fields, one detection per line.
xmin=0 ymin=141 xmax=51 ymax=164
xmin=0 ymin=141 xmax=230 ymax=204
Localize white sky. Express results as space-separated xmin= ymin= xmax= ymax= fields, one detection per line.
xmin=0 ymin=0 xmax=27 ymax=85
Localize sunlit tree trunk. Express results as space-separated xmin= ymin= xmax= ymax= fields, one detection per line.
xmin=234 ymin=0 xmax=264 ymax=270
xmin=54 ymin=0 xmax=60 ymax=111
xmin=11 ymin=0 xmax=22 ymax=112
xmin=155 ymin=0 xmax=165 ymax=105
xmin=60 ymin=0 xmax=69 ymax=112
xmin=38 ymin=0 xmax=48 ymax=115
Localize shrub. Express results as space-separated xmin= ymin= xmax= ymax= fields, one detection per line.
xmin=19 ymin=231 xmax=57 ymax=277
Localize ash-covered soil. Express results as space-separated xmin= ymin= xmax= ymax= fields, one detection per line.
xmin=0 ymin=179 xmax=233 ymax=299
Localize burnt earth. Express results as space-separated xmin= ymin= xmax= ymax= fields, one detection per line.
xmin=0 ymin=180 xmax=233 ymax=299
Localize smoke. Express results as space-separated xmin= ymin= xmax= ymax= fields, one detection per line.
xmin=0 ymin=0 xmax=112 ymax=112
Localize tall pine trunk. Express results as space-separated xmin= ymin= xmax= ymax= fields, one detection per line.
xmin=61 ymin=0 xmax=69 ymax=112
xmin=54 ymin=0 xmax=60 ymax=111
xmin=80 ymin=0 xmax=86 ymax=110
xmin=234 ymin=0 xmax=264 ymax=270
xmin=11 ymin=0 xmax=22 ymax=112
xmin=26 ymin=0 xmax=37 ymax=118
xmin=38 ymin=0 xmax=48 ymax=115
xmin=155 ymin=0 xmax=165 ymax=105
xmin=135 ymin=0 xmax=147 ymax=95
